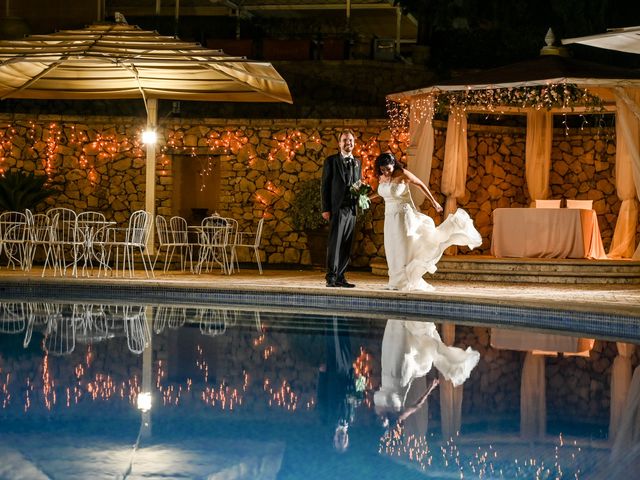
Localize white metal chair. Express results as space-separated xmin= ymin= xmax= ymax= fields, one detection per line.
xmin=0 ymin=211 xmax=28 ymax=270
xmin=153 ymin=215 xmax=194 ymax=272
xmin=198 ymin=307 xmax=228 ymax=337
xmin=123 ymin=306 xmax=151 ymax=354
xmin=46 ymin=207 xmax=84 ymax=277
xmin=24 ymin=210 xmax=54 ymax=272
xmin=44 ymin=311 xmax=76 ymax=356
xmin=153 ymin=215 xmax=173 ymax=272
xmin=99 ymin=210 xmax=154 ymax=278
xmin=0 ymin=302 xmax=26 ymax=334
xmin=169 ymin=216 xmax=194 ymax=272
xmin=231 ymin=217 xmax=265 ymax=274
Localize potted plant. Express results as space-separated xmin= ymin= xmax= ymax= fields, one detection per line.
xmin=290 ymin=177 xmax=327 ymax=265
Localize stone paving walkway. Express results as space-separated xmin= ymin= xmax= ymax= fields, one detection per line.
xmin=2 ymin=267 xmax=639 ymax=317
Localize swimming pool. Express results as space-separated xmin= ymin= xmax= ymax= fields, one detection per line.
xmin=0 ymin=294 xmax=633 ymax=479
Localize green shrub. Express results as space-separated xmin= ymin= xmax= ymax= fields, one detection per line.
xmin=0 ymin=170 xmax=58 ymax=212
xmin=290 ymin=177 xmax=325 ymax=231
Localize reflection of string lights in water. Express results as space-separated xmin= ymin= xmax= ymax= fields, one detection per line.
xmin=42 ymin=354 xmax=56 ymax=410
xmin=196 ymin=345 xmax=210 ymax=383
xmin=1 ymin=371 xmax=10 ymax=408
xmin=24 ymin=377 xmax=33 ymax=412
xmin=379 ymin=427 xmax=588 ymax=479
xmin=263 ymin=345 xmax=274 ymax=360
xmin=201 ymin=382 xmax=243 ymax=410
xmin=264 ymin=379 xmax=299 ymax=411
xmin=252 ymin=333 xmax=275 ymax=360
xmin=8 ymin=339 xmax=325 ymax=415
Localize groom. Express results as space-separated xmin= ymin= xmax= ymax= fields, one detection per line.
xmin=321 ymin=129 xmax=361 ymax=288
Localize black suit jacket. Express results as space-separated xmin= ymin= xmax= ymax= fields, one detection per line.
xmin=321 ymin=153 xmax=362 ymax=214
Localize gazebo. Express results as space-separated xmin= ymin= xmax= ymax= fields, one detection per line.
xmin=0 ymin=19 xmax=292 ymax=248
xmin=562 ymin=25 xmax=640 ymax=466
xmin=387 ymin=33 xmax=640 ymax=260
xmin=387 ymin=34 xmax=640 ymax=441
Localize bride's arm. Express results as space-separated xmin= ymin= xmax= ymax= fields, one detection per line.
xmin=402 ymin=169 xmax=443 ymax=212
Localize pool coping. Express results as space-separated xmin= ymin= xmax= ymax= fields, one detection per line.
xmin=1 ymin=275 xmax=639 ymax=342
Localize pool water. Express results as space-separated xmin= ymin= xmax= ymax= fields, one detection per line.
xmin=0 ymin=300 xmax=630 ymax=479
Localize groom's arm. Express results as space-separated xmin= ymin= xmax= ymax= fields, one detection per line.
xmin=321 ymin=156 xmax=334 ymax=217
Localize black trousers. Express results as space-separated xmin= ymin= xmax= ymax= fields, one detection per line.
xmin=326 ymin=206 xmax=356 ymax=282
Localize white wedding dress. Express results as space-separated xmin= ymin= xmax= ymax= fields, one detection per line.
xmin=378 ymin=182 xmax=482 ymax=291
xmin=374 ymin=320 xmax=480 ymax=414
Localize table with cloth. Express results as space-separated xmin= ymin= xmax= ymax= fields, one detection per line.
xmin=490 ymin=208 xmax=607 ymax=259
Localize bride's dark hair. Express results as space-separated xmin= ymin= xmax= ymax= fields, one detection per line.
xmin=375 ymin=152 xmax=403 ymax=175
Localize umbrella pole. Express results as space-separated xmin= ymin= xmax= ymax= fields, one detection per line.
xmin=145 ymin=98 xmax=158 ymax=255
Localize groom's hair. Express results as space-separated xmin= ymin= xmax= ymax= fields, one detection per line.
xmin=339 ymin=129 xmax=355 ymax=140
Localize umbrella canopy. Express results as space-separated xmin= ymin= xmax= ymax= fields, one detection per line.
xmin=563 ymin=26 xmax=640 ymax=55
xmin=0 ymin=22 xmax=292 ymax=105
xmin=388 ymin=54 xmax=640 ymax=101
xmin=0 ymin=21 xmax=292 ymax=252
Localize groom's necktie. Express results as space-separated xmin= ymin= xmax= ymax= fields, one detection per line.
xmin=344 ymin=156 xmax=353 ymax=184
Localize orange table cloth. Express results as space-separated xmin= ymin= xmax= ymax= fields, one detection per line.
xmin=490 ymin=208 xmax=607 ymax=259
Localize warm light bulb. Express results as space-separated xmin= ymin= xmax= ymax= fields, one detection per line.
xmin=142 ymin=129 xmax=157 ymax=144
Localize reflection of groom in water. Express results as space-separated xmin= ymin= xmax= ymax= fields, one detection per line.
xmin=321 ymin=129 xmax=361 ymax=288
xmin=317 ymin=316 xmax=362 ymax=452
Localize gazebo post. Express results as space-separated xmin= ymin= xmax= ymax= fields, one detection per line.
xmin=145 ymin=98 xmax=158 ymax=255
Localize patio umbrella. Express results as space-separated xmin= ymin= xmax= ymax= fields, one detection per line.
xmin=563 ymin=26 xmax=640 ymax=55
xmin=0 ymin=20 xmax=292 ymax=249
xmin=0 ymin=21 xmax=291 ymax=102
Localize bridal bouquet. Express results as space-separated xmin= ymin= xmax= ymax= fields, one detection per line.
xmin=350 ymin=180 xmax=372 ymax=210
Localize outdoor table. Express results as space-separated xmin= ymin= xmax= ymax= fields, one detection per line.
xmin=77 ymin=219 xmax=117 ymax=275
xmin=490 ymin=208 xmax=607 ymax=259
xmin=191 ymin=224 xmax=232 ymax=274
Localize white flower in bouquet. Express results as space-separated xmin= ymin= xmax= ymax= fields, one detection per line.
xmin=350 ymin=180 xmax=372 ymax=210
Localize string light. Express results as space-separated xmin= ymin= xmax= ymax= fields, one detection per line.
xmin=388 ymin=84 xmax=605 ymax=137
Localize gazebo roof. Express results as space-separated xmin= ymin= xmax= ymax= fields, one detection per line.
xmin=388 ymin=54 xmax=640 ymax=102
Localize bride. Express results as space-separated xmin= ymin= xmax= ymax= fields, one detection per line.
xmin=374 ymin=320 xmax=480 ymax=431
xmin=374 ymin=152 xmax=482 ymax=291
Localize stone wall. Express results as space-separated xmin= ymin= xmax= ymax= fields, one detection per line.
xmin=0 ymin=114 xmax=628 ymax=267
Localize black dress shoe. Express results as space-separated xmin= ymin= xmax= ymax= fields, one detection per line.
xmin=326 ymin=281 xmax=339 ymax=287
xmin=336 ymin=280 xmax=356 ymax=288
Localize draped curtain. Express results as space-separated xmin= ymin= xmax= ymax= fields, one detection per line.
xmin=610 ymin=87 xmax=640 ymax=258
xmin=441 ymin=108 xmax=468 ymax=217
xmin=525 ymin=110 xmax=553 ymax=206
xmin=612 ymin=365 xmax=640 ymax=461
xmin=610 ymin=343 xmax=635 ymax=441
xmin=439 ymin=323 xmax=463 ymax=439
xmin=407 ymin=95 xmax=436 ymax=208
xmin=441 ymin=109 xmax=468 ymax=255
xmin=520 ymin=352 xmax=546 ymax=439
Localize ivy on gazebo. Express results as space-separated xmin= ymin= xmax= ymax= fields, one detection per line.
xmin=386 ymin=83 xmax=606 ymax=135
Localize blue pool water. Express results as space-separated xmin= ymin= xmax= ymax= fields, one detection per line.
xmin=0 ymin=298 xmax=634 ymax=479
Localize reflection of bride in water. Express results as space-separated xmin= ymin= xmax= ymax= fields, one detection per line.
xmin=374 ymin=320 xmax=480 ymax=434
